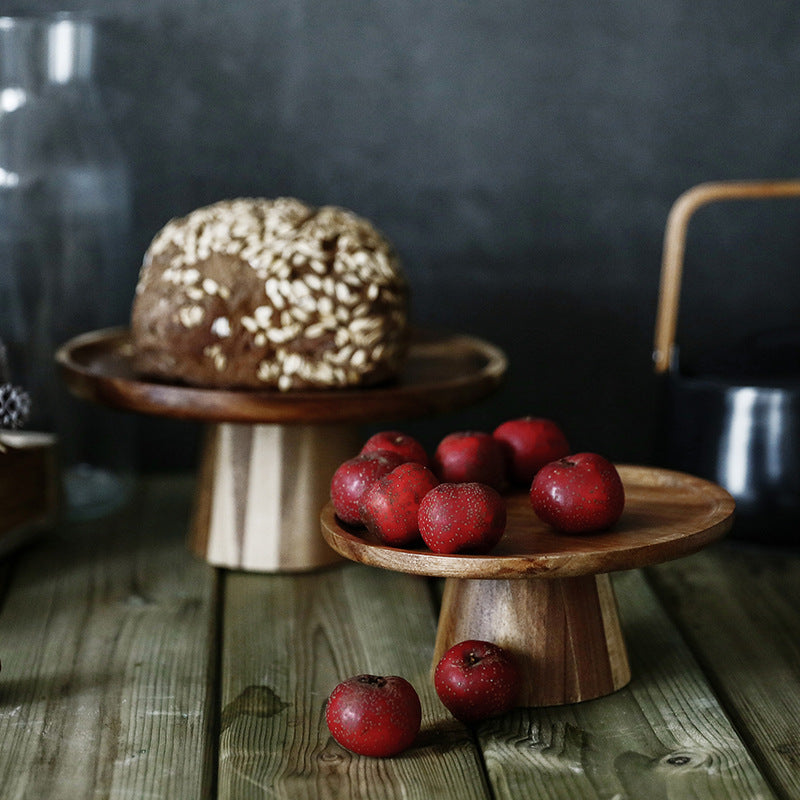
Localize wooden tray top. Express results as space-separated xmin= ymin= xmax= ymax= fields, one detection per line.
xmin=56 ymin=327 xmax=507 ymax=424
xmin=321 ymin=465 xmax=735 ymax=580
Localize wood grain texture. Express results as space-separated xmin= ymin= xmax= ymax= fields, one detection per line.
xmin=0 ymin=475 xmax=218 ymax=799
xmin=218 ymin=562 xmax=490 ymax=800
xmin=474 ymin=569 xmax=776 ymax=799
xmin=56 ymin=327 xmax=507 ymax=424
xmin=321 ymin=466 xmax=735 ymax=579
xmin=647 ymin=544 xmax=800 ymax=800
xmin=0 ymin=474 xmax=789 ymax=799
xmin=190 ymin=421 xmax=359 ymax=571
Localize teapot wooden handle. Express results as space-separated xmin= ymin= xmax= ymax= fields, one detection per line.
xmin=653 ymin=179 xmax=800 ymax=374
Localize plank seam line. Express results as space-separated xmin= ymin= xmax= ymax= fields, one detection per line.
xmin=204 ymin=567 xmax=225 ymax=799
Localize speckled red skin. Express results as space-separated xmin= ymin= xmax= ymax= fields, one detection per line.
xmin=325 ymin=674 xmax=422 ymax=757
xmin=530 ymin=452 xmax=625 ymax=533
xmin=492 ymin=417 xmax=570 ymax=486
xmin=418 ymin=482 xmax=507 ymax=554
xmin=433 ymin=431 xmax=507 ymax=491
xmin=330 ymin=451 xmax=406 ymax=526
xmin=360 ymin=430 xmax=431 ymax=468
xmin=359 ymin=462 xmax=440 ymax=547
xmin=434 ymin=640 xmax=521 ymax=723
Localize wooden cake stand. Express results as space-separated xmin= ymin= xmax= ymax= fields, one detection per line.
xmin=321 ymin=465 xmax=735 ymax=707
xmin=56 ymin=327 xmax=507 ymax=572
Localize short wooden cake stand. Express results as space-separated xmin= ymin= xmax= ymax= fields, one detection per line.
xmin=321 ymin=466 xmax=735 ymax=707
xmin=56 ymin=327 xmax=507 ymax=573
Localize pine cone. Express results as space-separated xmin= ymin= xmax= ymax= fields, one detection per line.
xmin=0 ymin=383 xmax=31 ymax=430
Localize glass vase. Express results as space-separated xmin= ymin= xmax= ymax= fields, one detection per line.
xmin=0 ymin=13 xmax=136 ymax=520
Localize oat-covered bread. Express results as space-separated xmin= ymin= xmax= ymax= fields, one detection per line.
xmin=130 ymin=197 xmax=410 ymax=390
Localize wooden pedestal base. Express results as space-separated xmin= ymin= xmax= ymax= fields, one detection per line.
xmin=321 ymin=466 xmax=735 ymax=708
xmin=190 ymin=422 xmax=360 ymax=572
xmin=432 ymin=574 xmax=631 ymax=707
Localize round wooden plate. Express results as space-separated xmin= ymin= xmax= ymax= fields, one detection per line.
xmin=55 ymin=327 xmax=507 ymax=424
xmin=320 ymin=465 xmax=735 ymax=580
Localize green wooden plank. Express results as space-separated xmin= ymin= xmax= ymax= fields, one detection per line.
xmin=647 ymin=544 xmax=800 ymax=800
xmin=474 ymin=569 xmax=775 ymax=800
xmin=219 ymin=562 xmax=489 ymax=800
xmin=0 ymin=475 xmax=217 ymax=800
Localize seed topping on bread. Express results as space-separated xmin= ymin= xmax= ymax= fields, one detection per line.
xmin=131 ymin=197 xmax=409 ymax=390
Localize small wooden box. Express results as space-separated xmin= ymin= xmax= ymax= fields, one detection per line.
xmin=0 ymin=431 xmax=59 ymax=555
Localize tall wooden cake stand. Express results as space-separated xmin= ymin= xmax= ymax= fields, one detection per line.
xmin=56 ymin=327 xmax=507 ymax=572
xmin=321 ymin=466 xmax=735 ymax=707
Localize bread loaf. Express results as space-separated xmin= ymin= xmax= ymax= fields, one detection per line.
xmin=130 ymin=197 xmax=410 ymax=390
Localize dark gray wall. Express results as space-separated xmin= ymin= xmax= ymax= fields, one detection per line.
xmin=24 ymin=0 xmax=800 ymax=467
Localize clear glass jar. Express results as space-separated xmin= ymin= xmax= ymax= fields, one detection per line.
xmin=0 ymin=13 xmax=136 ymax=520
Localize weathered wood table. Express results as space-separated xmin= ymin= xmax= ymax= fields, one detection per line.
xmin=0 ymin=473 xmax=798 ymax=799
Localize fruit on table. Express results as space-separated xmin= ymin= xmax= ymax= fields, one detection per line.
xmin=325 ymin=674 xmax=422 ymax=757
xmin=359 ymin=462 xmax=440 ymax=547
xmin=330 ymin=451 xmax=406 ymax=525
xmin=530 ymin=452 xmax=625 ymax=533
xmin=360 ymin=430 xmax=431 ymax=468
xmin=433 ymin=431 xmax=507 ymax=491
xmin=434 ymin=639 xmax=521 ymax=722
xmin=492 ymin=416 xmax=570 ymax=485
xmin=418 ymin=481 xmax=507 ymax=554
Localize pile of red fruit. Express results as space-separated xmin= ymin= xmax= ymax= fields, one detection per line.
xmin=325 ymin=417 xmax=627 ymax=757
xmin=329 ymin=417 xmax=626 ymax=554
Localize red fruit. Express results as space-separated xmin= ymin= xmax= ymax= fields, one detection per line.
xmin=360 ymin=430 xmax=431 ymax=468
xmin=433 ymin=431 xmax=507 ymax=491
xmin=418 ymin=482 xmax=506 ymax=554
xmin=434 ymin=640 xmax=521 ymax=722
xmin=359 ymin=462 xmax=440 ymax=547
xmin=330 ymin=451 xmax=406 ymax=525
xmin=492 ymin=417 xmax=570 ymax=485
xmin=325 ymin=674 xmax=422 ymax=757
xmin=530 ymin=452 xmax=625 ymax=533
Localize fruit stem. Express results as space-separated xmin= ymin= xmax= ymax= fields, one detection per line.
xmin=357 ymin=674 xmax=387 ymax=688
